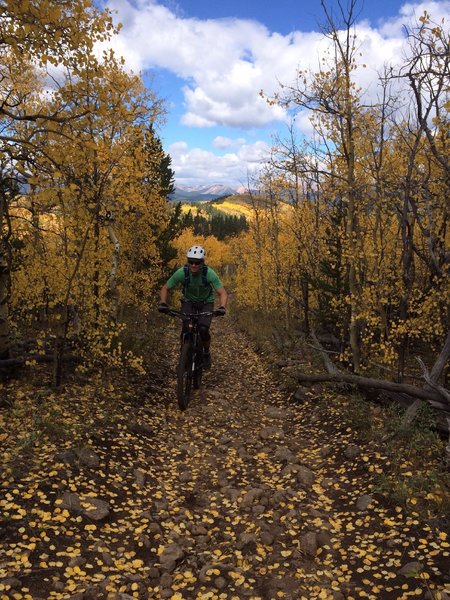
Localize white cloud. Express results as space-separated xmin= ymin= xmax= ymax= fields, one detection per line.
xmin=105 ymin=0 xmax=449 ymax=131
xmin=168 ymin=139 xmax=270 ymax=186
xmin=213 ymin=136 xmax=246 ymax=149
xmin=104 ymin=0 xmax=320 ymax=128
xmin=379 ymin=1 xmax=449 ymax=36
xmin=103 ymin=0 xmax=449 ymax=185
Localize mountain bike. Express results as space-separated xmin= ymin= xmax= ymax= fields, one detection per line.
xmin=166 ymin=308 xmax=219 ymax=410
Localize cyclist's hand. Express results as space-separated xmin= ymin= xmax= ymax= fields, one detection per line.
xmin=215 ymin=306 xmax=226 ymax=316
xmin=158 ymin=302 xmax=170 ymax=314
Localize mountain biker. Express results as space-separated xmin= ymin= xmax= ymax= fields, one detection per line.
xmin=158 ymin=245 xmax=228 ymax=369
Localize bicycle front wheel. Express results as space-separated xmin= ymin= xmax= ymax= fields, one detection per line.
xmin=193 ymin=346 xmax=203 ymax=390
xmin=177 ymin=341 xmax=193 ymax=410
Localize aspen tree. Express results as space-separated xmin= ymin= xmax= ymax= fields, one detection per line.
xmin=271 ymin=0 xmax=366 ymax=370
xmin=8 ymin=54 xmax=167 ymax=382
xmin=388 ymin=14 xmax=449 ymax=380
xmin=0 ymin=0 xmax=115 ymax=358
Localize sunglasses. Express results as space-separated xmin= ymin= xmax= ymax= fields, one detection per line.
xmin=188 ymin=260 xmax=202 ymax=266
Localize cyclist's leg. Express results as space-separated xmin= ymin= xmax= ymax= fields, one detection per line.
xmin=198 ymin=302 xmax=213 ymax=349
xmin=180 ymin=300 xmax=193 ymax=347
xmin=198 ymin=302 xmax=214 ymax=367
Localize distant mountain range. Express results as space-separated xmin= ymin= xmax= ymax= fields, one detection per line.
xmin=169 ymin=184 xmax=247 ymax=202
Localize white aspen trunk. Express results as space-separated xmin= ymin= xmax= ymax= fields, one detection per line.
xmin=107 ymin=221 xmax=120 ymax=320
xmin=0 ymin=195 xmax=10 ymax=358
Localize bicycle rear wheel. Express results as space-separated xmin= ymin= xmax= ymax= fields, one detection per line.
xmin=177 ymin=341 xmax=193 ymax=410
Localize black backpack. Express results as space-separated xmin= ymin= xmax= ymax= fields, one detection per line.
xmin=183 ymin=264 xmax=211 ymax=295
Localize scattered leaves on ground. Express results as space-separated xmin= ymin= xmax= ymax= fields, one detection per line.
xmin=1 ymin=318 xmax=449 ymax=599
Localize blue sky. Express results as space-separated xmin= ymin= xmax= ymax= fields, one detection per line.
xmin=166 ymin=0 xmax=407 ymax=34
xmin=104 ymin=0 xmax=450 ymax=188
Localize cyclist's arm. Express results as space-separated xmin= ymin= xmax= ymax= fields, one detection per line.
xmin=216 ymin=286 xmax=228 ymax=308
xmin=208 ymin=269 xmax=227 ymax=308
xmin=160 ymin=283 xmax=170 ymax=304
xmin=160 ymin=268 xmax=185 ymax=304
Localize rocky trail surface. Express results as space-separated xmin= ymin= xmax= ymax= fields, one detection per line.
xmin=0 ymin=317 xmax=449 ymax=599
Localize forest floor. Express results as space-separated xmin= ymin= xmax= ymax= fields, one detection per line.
xmin=0 ymin=315 xmax=449 ymax=600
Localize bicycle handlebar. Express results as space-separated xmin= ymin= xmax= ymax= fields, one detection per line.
xmin=166 ymin=308 xmax=219 ymax=319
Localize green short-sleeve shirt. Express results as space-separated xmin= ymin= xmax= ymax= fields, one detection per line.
xmin=166 ymin=265 xmax=223 ymax=302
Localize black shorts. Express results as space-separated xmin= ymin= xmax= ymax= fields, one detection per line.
xmin=181 ymin=301 xmax=214 ymax=329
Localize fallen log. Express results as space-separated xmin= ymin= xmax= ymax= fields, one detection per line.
xmin=0 ymin=356 xmax=26 ymax=368
xmin=310 ymin=330 xmax=340 ymax=375
xmin=0 ymin=353 xmax=81 ymax=369
xmin=417 ymin=357 xmax=450 ymax=403
xmin=296 ymin=371 xmax=449 ymax=410
xmin=275 ymin=359 xmax=307 ymax=367
xmin=429 ymin=330 xmax=450 ymax=383
xmin=298 ymin=329 xmax=450 ymax=441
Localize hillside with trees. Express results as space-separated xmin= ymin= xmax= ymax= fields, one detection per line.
xmin=179 ymin=203 xmax=249 ymax=240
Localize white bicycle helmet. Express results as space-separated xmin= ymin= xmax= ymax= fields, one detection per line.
xmin=186 ymin=245 xmax=206 ymax=260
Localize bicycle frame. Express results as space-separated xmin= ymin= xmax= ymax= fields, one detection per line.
xmin=167 ymin=308 xmax=217 ymax=410
xmin=180 ymin=316 xmax=202 ymax=387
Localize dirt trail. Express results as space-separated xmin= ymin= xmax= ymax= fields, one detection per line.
xmin=136 ymin=317 xmax=449 ymax=599
xmin=0 ymin=317 xmax=449 ymax=599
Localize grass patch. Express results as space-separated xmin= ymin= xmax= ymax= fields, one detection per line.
xmin=335 ymin=395 xmax=450 ymax=524
xmin=371 ymin=402 xmax=450 ymax=525
xmin=339 ymin=393 xmax=376 ymax=436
